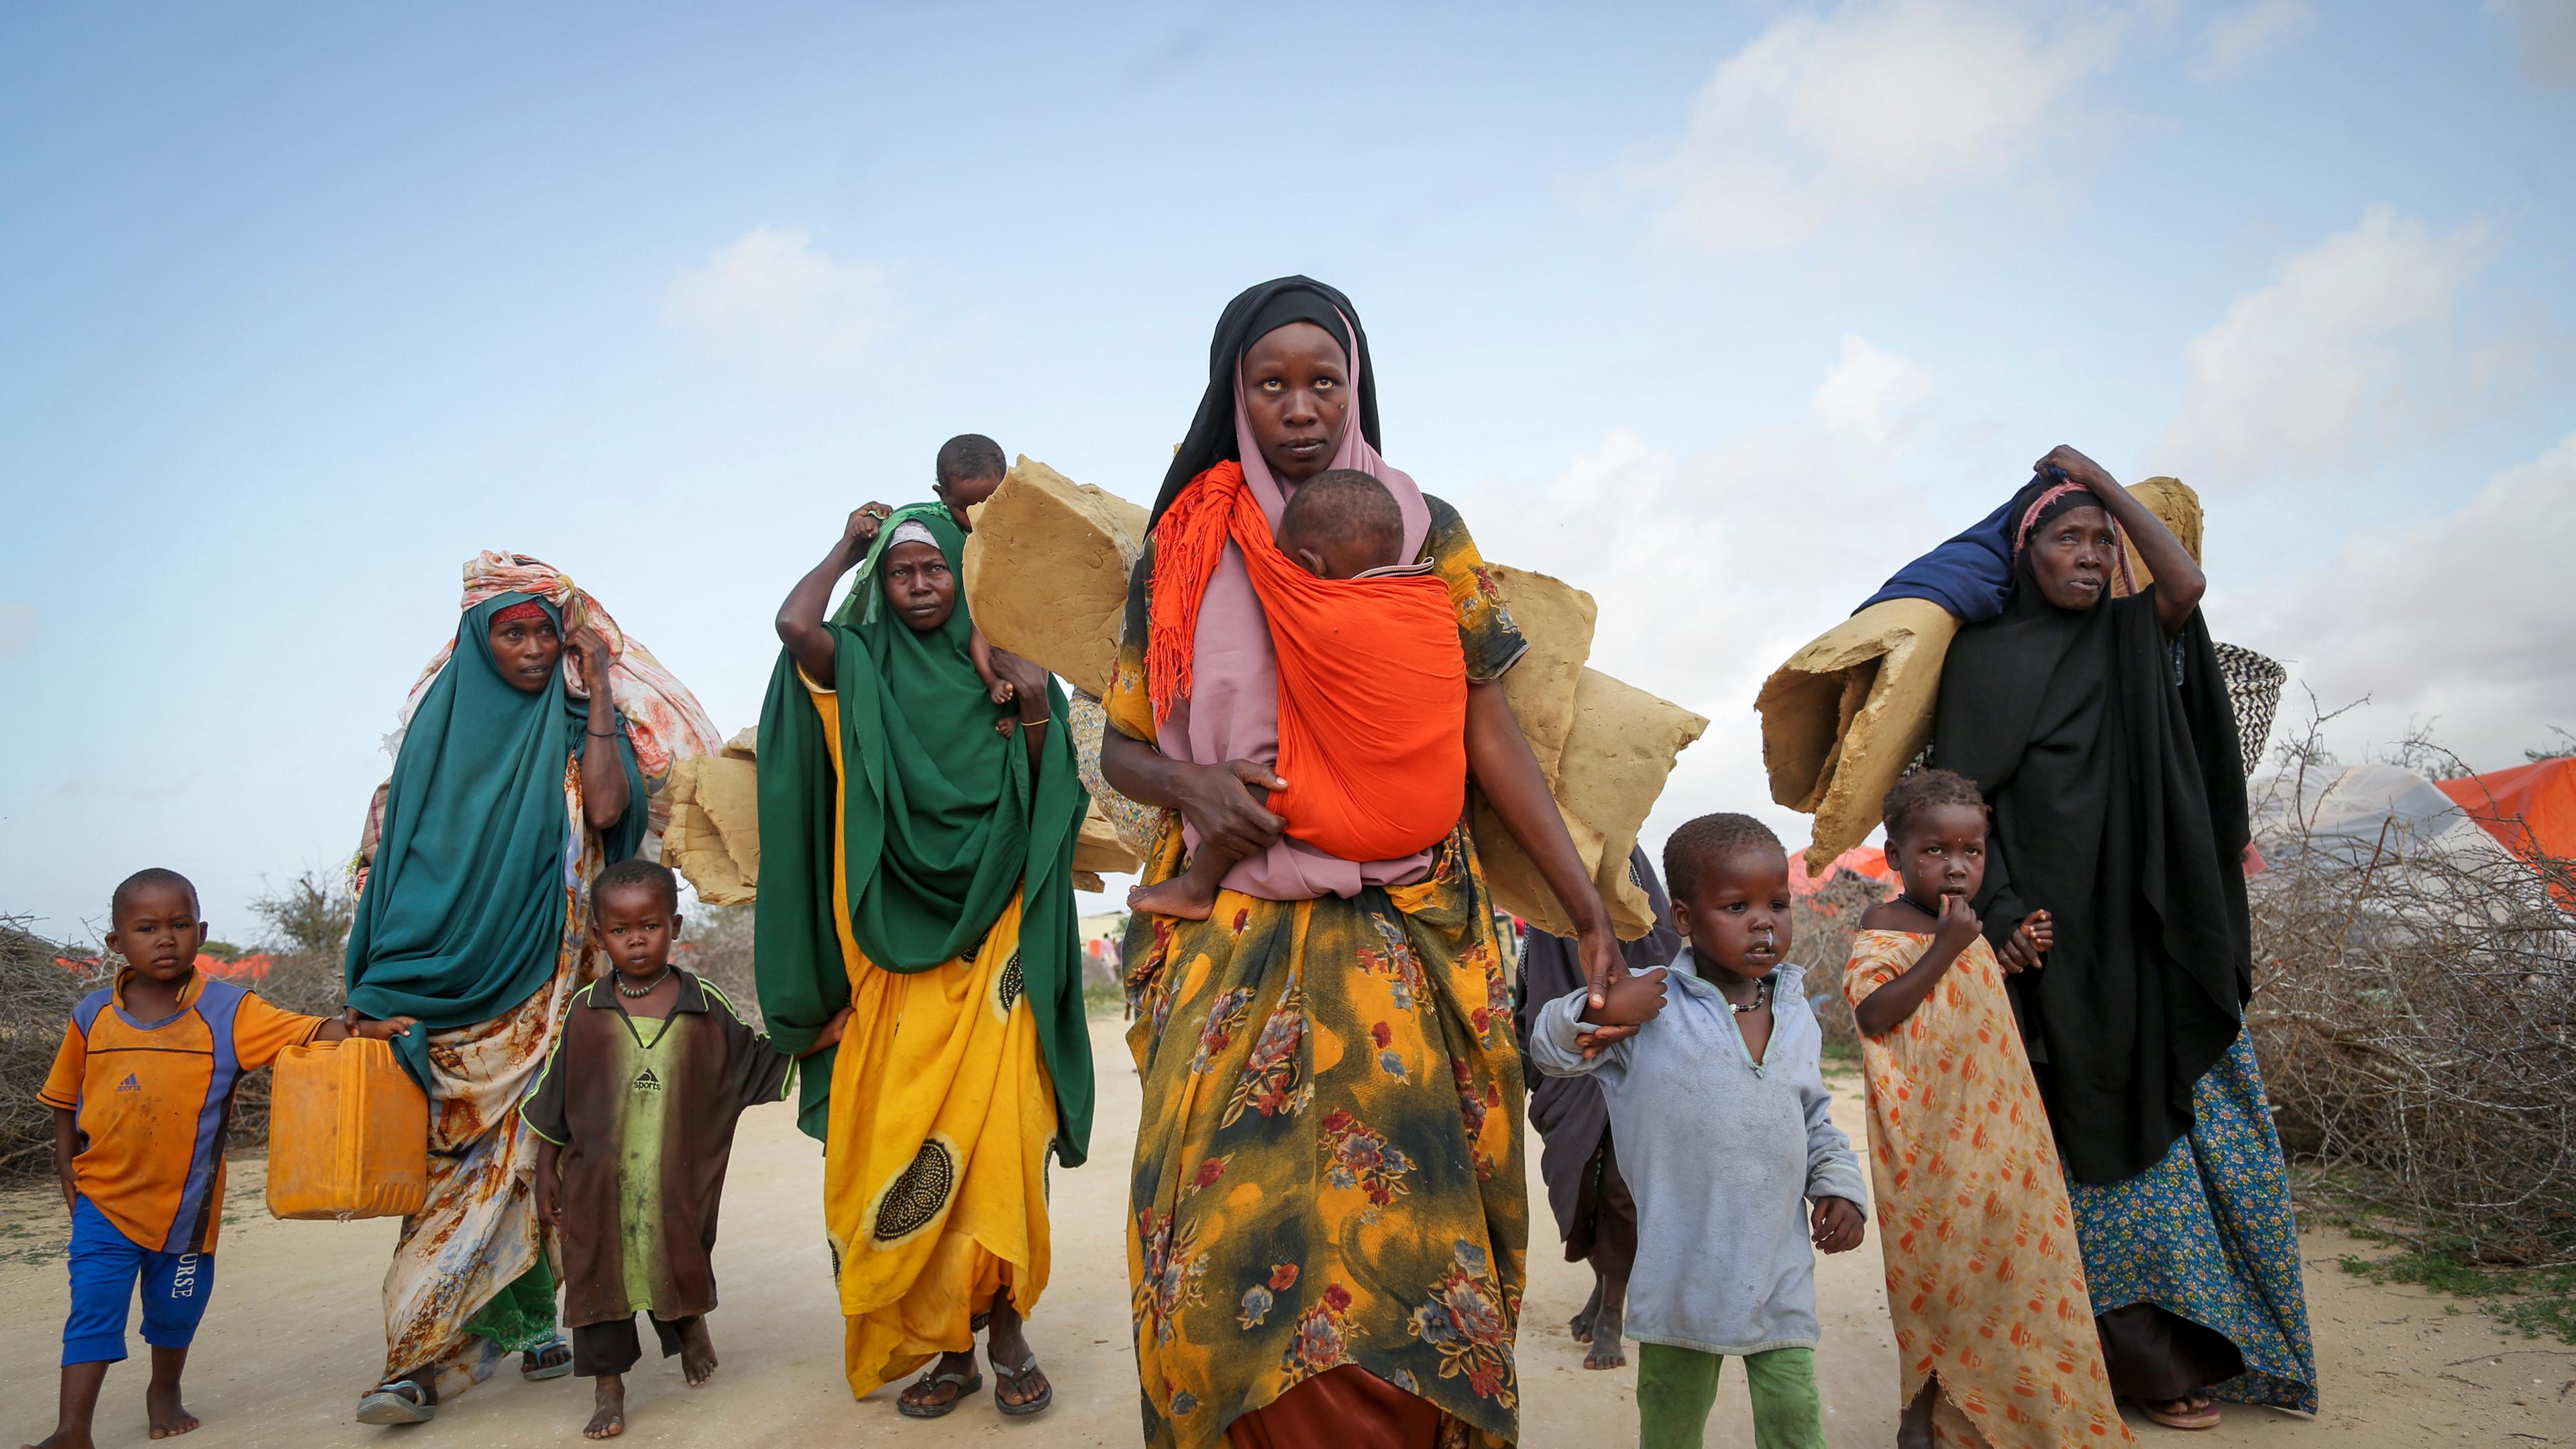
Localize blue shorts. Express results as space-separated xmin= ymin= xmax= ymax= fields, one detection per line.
xmin=63 ymin=1196 xmax=215 ymax=1367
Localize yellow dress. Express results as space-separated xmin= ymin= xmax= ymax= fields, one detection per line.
xmin=807 ymin=680 xmax=1059 ymax=1399
xmin=1843 ymin=929 xmax=2133 ymax=1447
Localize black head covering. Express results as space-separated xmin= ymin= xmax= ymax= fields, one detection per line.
xmin=1930 ymin=527 xmax=2253 ymax=1185
xmin=1148 ymin=276 xmax=1383 ymax=530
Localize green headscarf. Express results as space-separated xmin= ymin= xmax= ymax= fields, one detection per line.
xmin=754 ymin=505 xmax=1095 ymax=1165
xmin=345 ymin=592 xmax=647 ymax=1088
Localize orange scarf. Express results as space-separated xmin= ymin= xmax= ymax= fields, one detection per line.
xmin=1148 ymin=462 xmax=1467 ymax=863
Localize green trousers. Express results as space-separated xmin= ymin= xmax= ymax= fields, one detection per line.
xmin=1636 ymin=1342 xmax=1825 ymax=1449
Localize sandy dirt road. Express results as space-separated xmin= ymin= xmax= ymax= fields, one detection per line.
xmin=5 ymin=1016 xmax=2571 ymax=1446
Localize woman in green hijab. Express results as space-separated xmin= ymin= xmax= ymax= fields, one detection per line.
xmin=757 ymin=500 xmax=1091 ymax=1421
xmin=345 ymin=564 xmax=661 ymax=1426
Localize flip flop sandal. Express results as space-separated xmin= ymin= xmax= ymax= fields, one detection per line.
xmin=992 ymin=1353 xmax=1054 ymax=1418
xmin=355 ymin=1379 xmax=435 ymax=1426
xmin=896 ymin=1366 xmax=983 ymax=1419
xmin=522 ymin=1338 xmax=575 ymax=1381
xmin=2140 ymin=1397 xmax=2221 ymax=1430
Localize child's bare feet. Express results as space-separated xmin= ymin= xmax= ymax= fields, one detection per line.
xmin=1128 ymin=875 xmax=1218 ymax=922
xmin=1581 ymin=1305 xmax=1625 ymax=1370
xmin=144 ymin=1350 xmax=195 ymax=1440
xmin=143 ymin=1386 xmax=197 ymax=1440
xmin=1568 ymin=1279 xmax=1603 ymax=1344
xmin=678 ymin=1318 xmax=718 ymax=1387
xmin=584 ymin=1375 xmax=625 ymax=1439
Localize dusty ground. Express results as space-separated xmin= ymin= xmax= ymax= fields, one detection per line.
xmin=4 ymin=1017 xmax=2571 ymax=1446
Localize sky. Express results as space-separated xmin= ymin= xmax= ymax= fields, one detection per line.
xmin=3 ymin=1 xmax=2571 ymax=946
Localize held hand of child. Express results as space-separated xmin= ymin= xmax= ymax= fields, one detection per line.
xmin=1585 ymin=967 xmax=1668 ymax=1028
xmin=2024 ymin=908 xmax=2053 ymax=951
xmin=1811 ymin=1195 xmax=1866 ymax=1254
xmin=1933 ymin=892 xmax=1982 ymax=954
xmin=802 ymin=1006 xmax=855 ymax=1057
xmin=1998 ymin=912 xmax=2051 ymax=974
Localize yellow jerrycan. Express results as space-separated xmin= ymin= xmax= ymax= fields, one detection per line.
xmin=265 ymin=1036 xmax=430 ymax=1221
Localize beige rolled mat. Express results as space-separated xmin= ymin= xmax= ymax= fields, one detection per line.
xmin=960 ymin=455 xmax=1148 ymax=699
xmin=1756 ymin=478 xmax=2204 ymax=873
xmin=663 ymin=729 xmax=763 ymax=906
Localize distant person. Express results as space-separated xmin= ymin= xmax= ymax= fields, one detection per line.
xmin=1127 ymin=468 xmax=1459 ymax=920
xmin=345 ymin=553 xmax=722 ymax=1426
xmin=30 ymin=869 xmax=413 ymax=1449
xmin=759 ymin=490 xmax=1091 ymax=1420
xmin=523 ymin=859 xmax=847 ymax=1440
xmin=1929 ymin=447 xmax=2314 ymax=1428
xmin=1510 ymin=845 xmax=1682 ymax=1373
xmin=1528 ymin=814 xmax=1868 ymax=1449
xmin=1844 ymin=771 xmax=2131 ymax=1448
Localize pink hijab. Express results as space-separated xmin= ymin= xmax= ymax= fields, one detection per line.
xmin=1155 ymin=316 xmax=1437 ymax=901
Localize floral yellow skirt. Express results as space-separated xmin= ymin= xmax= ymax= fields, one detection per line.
xmin=1124 ymin=827 xmax=1525 ymax=1449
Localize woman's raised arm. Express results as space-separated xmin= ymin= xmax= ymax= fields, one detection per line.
xmin=775 ymin=504 xmax=890 ymax=682
xmin=2037 ymin=445 xmax=2205 ymax=633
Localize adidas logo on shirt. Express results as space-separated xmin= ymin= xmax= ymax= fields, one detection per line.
xmin=633 ymin=1067 xmax=662 ymax=1092
xmin=115 ymin=1074 xmax=142 ymax=1092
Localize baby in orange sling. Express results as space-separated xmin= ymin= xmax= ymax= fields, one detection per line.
xmin=1128 ymin=466 xmax=1468 ymax=920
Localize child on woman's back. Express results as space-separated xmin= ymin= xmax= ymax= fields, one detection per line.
xmin=1530 ymin=813 xmax=1868 ymax=1449
xmin=29 ymin=868 xmax=415 ymax=1449
xmin=1127 ymin=468 xmax=1424 ymax=920
xmin=523 ymin=859 xmax=846 ymax=1440
xmin=1845 ymin=770 xmax=2131 ymax=1448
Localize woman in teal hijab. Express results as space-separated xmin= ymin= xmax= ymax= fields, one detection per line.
xmin=757 ymin=498 xmax=1091 ymax=1420
xmin=347 ymin=587 xmax=647 ymax=1424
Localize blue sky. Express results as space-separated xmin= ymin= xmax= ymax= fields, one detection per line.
xmin=5 ymin=1 xmax=2571 ymax=943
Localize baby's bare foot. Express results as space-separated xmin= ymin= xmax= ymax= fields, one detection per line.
xmin=584 ymin=1377 xmax=625 ymax=1439
xmin=26 ymin=1432 xmax=99 ymax=1449
xmin=679 ymin=1320 xmax=718 ymax=1387
xmin=1128 ymin=879 xmax=1216 ymax=922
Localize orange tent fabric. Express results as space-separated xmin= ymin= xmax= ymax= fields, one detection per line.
xmin=2436 ymin=758 xmax=2576 ymax=863
xmin=1789 ymin=843 xmax=1892 ymax=898
xmin=1148 ymin=462 xmax=1467 ymax=863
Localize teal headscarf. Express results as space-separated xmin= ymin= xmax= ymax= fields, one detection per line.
xmin=345 ymin=592 xmax=647 ymax=1087
xmin=754 ymin=505 xmax=1095 ymax=1165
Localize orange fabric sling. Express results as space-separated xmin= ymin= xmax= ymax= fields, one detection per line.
xmin=1149 ymin=462 xmax=1467 ymax=863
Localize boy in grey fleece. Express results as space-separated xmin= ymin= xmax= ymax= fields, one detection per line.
xmin=1530 ymin=813 xmax=1867 ymax=1449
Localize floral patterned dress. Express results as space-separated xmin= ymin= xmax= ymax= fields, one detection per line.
xmin=1843 ymin=930 xmax=2133 ymax=1448
xmin=1112 ymin=497 xmax=1529 ymax=1449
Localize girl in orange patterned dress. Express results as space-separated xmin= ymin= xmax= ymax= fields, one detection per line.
xmin=1844 ymin=770 xmax=2133 ymax=1448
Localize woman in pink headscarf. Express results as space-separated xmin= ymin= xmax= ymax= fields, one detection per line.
xmin=1101 ymin=278 xmax=1622 ymax=1449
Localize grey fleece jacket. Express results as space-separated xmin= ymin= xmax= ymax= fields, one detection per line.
xmin=1530 ymin=949 xmax=1868 ymax=1356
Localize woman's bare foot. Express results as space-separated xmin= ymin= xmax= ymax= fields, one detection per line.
xmin=678 ymin=1319 xmax=718 ymax=1387
xmin=1128 ymin=875 xmax=1218 ymax=922
xmin=584 ymin=1375 xmax=625 ymax=1439
xmin=1568 ymin=1279 xmax=1603 ymax=1344
xmin=2140 ymin=1394 xmax=2220 ymax=1430
xmin=1582 ymin=1305 xmax=1625 ymax=1370
xmin=895 ymin=1350 xmax=980 ymax=1416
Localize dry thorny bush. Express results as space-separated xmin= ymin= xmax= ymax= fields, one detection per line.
xmin=2248 ymin=707 xmax=2576 ymax=1265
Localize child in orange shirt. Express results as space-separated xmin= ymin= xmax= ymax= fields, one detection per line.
xmin=28 ymin=869 xmax=415 ymax=1449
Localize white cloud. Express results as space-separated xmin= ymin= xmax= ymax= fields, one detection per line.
xmin=2485 ymin=0 xmax=2576 ymax=89
xmin=2157 ymin=205 xmax=2488 ymax=490
xmin=2192 ymin=0 xmax=2315 ymax=82
xmin=2224 ymin=433 xmax=2576 ymax=767
xmin=1632 ymin=0 xmax=2132 ymax=252
xmin=0 ymin=602 xmax=36 ymax=659
xmin=1471 ymin=339 xmax=1943 ymax=859
xmin=666 ymin=225 xmax=888 ymax=369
